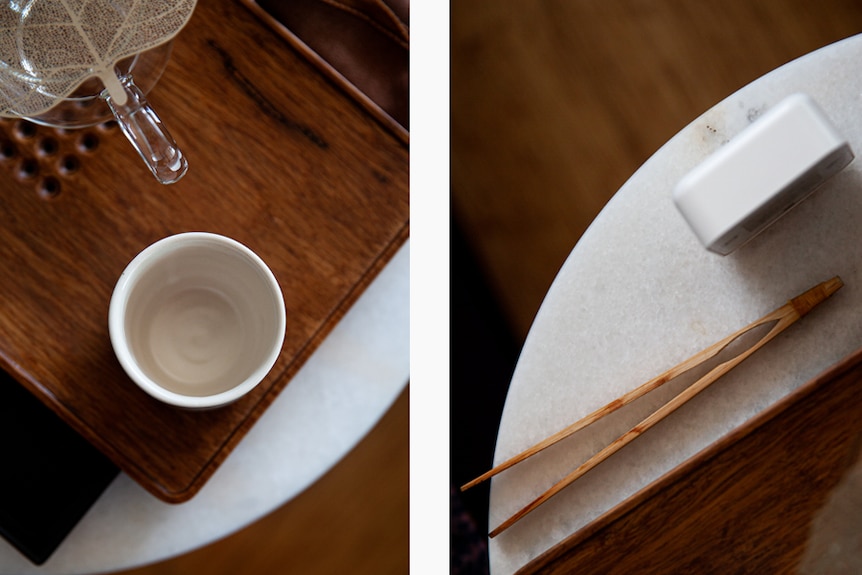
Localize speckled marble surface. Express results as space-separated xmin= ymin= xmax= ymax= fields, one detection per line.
xmin=489 ymin=35 xmax=862 ymax=574
xmin=0 ymin=242 xmax=409 ymax=574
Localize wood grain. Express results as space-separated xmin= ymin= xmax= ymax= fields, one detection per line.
xmin=0 ymin=0 xmax=408 ymax=503
xmin=517 ymin=347 xmax=862 ymax=574
xmin=109 ymin=386 xmax=409 ymax=575
xmin=451 ymin=0 xmax=862 ymax=340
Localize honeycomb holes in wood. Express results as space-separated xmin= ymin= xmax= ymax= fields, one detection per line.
xmin=0 ymin=119 xmax=110 ymax=200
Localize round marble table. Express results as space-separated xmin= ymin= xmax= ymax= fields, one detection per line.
xmin=0 ymin=242 xmax=410 ymax=574
xmin=489 ymin=35 xmax=862 ymax=573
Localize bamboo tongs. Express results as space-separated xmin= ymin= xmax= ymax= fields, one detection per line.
xmin=462 ymin=276 xmax=844 ymax=538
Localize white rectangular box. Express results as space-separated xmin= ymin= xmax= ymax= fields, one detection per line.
xmin=673 ymin=93 xmax=854 ymax=255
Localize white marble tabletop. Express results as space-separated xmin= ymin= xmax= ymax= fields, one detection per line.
xmin=0 ymin=242 xmax=409 ymax=574
xmin=490 ymin=35 xmax=862 ymax=573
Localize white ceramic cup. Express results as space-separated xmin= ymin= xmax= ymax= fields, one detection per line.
xmin=109 ymin=232 xmax=286 ymax=409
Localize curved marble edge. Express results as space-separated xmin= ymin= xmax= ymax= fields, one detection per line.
xmin=0 ymin=241 xmax=410 ymax=574
xmin=490 ymin=35 xmax=862 ymax=573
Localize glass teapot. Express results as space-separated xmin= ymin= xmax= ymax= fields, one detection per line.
xmin=0 ymin=0 xmax=197 ymax=185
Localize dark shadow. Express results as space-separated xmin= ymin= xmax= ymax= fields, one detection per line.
xmin=450 ymin=210 xmax=521 ymax=574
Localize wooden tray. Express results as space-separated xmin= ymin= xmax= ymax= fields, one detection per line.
xmin=518 ymin=344 xmax=862 ymax=574
xmin=0 ymin=0 xmax=408 ymax=503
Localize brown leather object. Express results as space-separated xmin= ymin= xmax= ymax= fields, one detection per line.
xmin=255 ymin=0 xmax=409 ymax=131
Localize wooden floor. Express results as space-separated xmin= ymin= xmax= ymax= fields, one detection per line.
xmin=108 ymin=386 xmax=408 ymax=575
xmin=451 ymin=0 xmax=862 ymax=341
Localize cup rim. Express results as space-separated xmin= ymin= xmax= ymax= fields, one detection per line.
xmin=108 ymin=232 xmax=286 ymax=409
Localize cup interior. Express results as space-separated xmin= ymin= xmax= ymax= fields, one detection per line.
xmin=110 ymin=233 xmax=285 ymax=408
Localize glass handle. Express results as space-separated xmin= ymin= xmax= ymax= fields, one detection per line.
xmin=103 ymin=75 xmax=188 ymax=185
